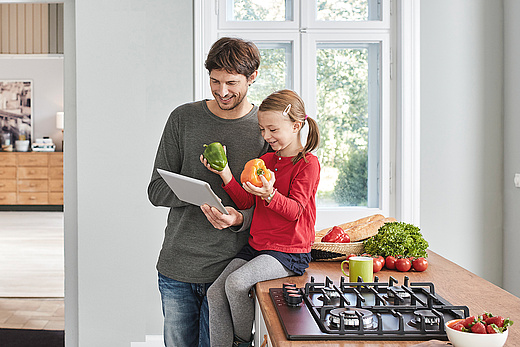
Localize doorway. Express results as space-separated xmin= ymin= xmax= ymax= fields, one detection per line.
xmin=0 ymin=1 xmax=65 ymax=332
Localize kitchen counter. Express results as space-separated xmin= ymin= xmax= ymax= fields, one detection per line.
xmin=255 ymin=250 xmax=520 ymax=346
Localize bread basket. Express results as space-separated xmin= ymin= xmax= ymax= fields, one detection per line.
xmin=311 ymin=241 xmax=365 ymax=261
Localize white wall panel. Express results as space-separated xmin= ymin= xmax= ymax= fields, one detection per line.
xmin=420 ymin=0 xmax=504 ymax=286
xmin=503 ymin=0 xmax=520 ymax=298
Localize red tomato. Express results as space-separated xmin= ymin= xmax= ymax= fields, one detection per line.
xmin=376 ymin=255 xmax=385 ymax=267
xmin=412 ymin=257 xmax=428 ymax=272
xmin=385 ymin=256 xmax=396 ymax=270
xmin=395 ymin=258 xmax=412 ymax=272
xmin=373 ymin=257 xmax=384 ymax=273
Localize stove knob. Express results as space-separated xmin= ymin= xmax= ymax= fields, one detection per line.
xmin=283 ymin=283 xmax=297 ymax=297
xmin=287 ymin=293 xmax=302 ymax=307
xmin=284 ymin=289 xmax=299 ymax=300
xmin=283 ymin=283 xmax=296 ymax=292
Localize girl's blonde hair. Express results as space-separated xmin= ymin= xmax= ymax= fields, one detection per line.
xmin=259 ymin=89 xmax=320 ymax=164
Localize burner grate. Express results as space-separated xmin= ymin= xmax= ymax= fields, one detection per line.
xmin=270 ymin=276 xmax=469 ymax=341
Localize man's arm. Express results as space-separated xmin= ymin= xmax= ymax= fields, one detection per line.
xmin=147 ymin=111 xmax=189 ymax=208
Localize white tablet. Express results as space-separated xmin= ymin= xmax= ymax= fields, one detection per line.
xmin=157 ymin=168 xmax=229 ymax=215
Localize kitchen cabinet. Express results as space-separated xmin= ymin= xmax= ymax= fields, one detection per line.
xmin=0 ymin=152 xmax=63 ymax=205
xmin=254 ymin=250 xmax=520 ymax=346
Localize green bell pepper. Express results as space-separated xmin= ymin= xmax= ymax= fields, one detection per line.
xmin=203 ymin=142 xmax=227 ymax=171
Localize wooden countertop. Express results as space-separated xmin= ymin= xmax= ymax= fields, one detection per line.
xmin=255 ymin=251 xmax=520 ymax=346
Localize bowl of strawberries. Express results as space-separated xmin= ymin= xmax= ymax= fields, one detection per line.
xmin=445 ymin=312 xmax=513 ymax=347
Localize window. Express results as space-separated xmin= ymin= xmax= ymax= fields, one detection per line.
xmin=195 ymin=0 xmax=421 ymax=226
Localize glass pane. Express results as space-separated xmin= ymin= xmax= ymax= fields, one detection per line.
xmin=228 ymin=0 xmax=292 ymax=21
xmin=316 ymin=43 xmax=380 ymax=207
xmin=247 ymin=42 xmax=292 ymax=106
xmin=316 ymin=0 xmax=380 ymax=21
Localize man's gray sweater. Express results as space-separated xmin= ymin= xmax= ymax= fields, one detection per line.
xmin=148 ymin=100 xmax=269 ymax=283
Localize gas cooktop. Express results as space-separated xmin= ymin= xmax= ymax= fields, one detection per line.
xmin=269 ymin=275 xmax=469 ymax=341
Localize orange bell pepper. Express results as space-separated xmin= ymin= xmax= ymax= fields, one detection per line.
xmin=240 ymin=158 xmax=271 ymax=187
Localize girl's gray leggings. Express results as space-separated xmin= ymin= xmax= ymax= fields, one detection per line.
xmin=207 ymin=254 xmax=295 ymax=346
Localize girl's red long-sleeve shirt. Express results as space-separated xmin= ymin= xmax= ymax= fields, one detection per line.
xmin=223 ymin=152 xmax=320 ymax=253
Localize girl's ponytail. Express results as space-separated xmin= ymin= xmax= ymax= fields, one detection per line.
xmin=294 ymin=115 xmax=320 ymax=164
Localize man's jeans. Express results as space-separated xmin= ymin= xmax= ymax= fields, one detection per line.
xmin=158 ymin=272 xmax=212 ymax=347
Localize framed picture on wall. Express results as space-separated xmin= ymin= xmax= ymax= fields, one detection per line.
xmin=0 ymin=80 xmax=32 ymax=151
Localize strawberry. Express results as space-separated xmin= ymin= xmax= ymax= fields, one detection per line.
xmin=485 ymin=316 xmax=504 ymax=327
xmin=486 ymin=324 xmax=499 ymax=334
xmin=451 ymin=322 xmax=465 ymax=332
xmin=470 ymin=321 xmax=487 ymax=334
xmin=463 ymin=316 xmax=478 ymax=328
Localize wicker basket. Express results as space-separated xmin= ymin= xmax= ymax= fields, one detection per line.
xmin=311 ymin=241 xmax=365 ymax=262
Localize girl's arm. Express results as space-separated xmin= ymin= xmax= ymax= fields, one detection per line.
xmin=222 ymin=178 xmax=255 ymax=209
xmin=200 ymin=153 xmax=255 ymax=209
xmin=199 ymin=154 xmax=233 ymax=185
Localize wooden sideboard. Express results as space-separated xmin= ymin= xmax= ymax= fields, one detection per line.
xmin=0 ymin=152 xmax=63 ymax=205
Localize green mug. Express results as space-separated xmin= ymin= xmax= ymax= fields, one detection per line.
xmin=341 ymin=256 xmax=373 ymax=283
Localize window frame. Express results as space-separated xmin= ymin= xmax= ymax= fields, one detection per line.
xmin=301 ymin=0 xmax=390 ymax=29
xmin=217 ymin=0 xmax=299 ymax=30
xmin=194 ymin=0 xmax=421 ymax=226
xmin=301 ymin=32 xmax=391 ymax=222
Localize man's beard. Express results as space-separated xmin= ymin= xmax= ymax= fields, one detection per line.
xmin=214 ymin=92 xmax=246 ymax=111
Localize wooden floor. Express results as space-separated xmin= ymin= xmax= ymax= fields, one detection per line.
xmin=0 ymin=212 xmax=64 ymax=330
xmin=0 ymin=298 xmax=64 ymax=330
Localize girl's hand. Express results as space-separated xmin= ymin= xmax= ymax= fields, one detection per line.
xmin=199 ymin=146 xmax=233 ymax=185
xmin=242 ymin=169 xmax=276 ymax=200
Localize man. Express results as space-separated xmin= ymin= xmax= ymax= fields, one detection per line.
xmin=148 ymin=37 xmax=269 ymax=347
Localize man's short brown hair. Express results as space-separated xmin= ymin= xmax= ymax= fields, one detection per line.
xmin=205 ymin=37 xmax=260 ymax=78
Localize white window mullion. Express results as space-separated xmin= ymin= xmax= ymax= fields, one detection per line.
xmin=379 ymin=35 xmax=391 ymax=218
xmin=300 ymin=32 xmax=317 ymax=123
xmin=367 ymin=42 xmax=381 ymax=209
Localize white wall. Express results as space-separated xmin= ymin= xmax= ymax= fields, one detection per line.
xmin=68 ymin=0 xmax=193 ymax=345
xmin=503 ymin=0 xmax=520 ymax=297
xmin=420 ymin=0 xmax=504 ymax=286
xmin=0 ymin=57 xmax=64 ymax=151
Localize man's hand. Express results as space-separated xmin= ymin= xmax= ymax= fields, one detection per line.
xmin=200 ymin=204 xmax=243 ymax=230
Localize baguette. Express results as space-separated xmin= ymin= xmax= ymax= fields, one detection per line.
xmin=338 ymin=214 xmax=385 ymax=232
xmin=315 ymin=214 xmax=385 ymax=242
xmin=344 ymin=217 xmax=397 ymax=242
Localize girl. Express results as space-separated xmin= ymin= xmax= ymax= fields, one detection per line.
xmin=202 ymin=89 xmax=320 ymax=347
